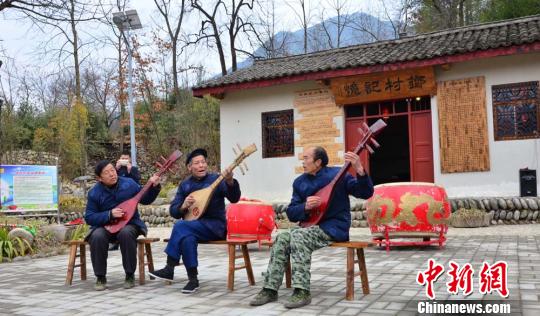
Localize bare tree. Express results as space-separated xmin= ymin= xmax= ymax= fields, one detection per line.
xmin=247 ymin=0 xmax=291 ymax=59
xmin=0 ymin=0 xmax=60 ymax=15
xmin=318 ymin=0 xmax=352 ymax=49
xmin=431 ymin=0 xmax=467 ymax=28
xmin=190 ymin=0 xmax=228 ymax=76
xmin=23 ymin=0 xmax=106 ymax=174
xmin=191 ymin=0 xmax=255 ymax=75
xmin=98 ymin=0 xmax=129 ymax=152
xmin=347 ymin=0 xmax=416 ymax=41
xmin=225 ymin=0 xmax=254 ymax=72
xmin=286 ymin=0 xmax=315 ymax=54
xmin=27 ymin=1 xmax=105 ymax=102
xmin=411 ymin=0 xmax=484 ymax=33
xmin=153 ymin=0 xmax=188 ymax=108
xmin=384 ymin=0 xmax=417 ymax=38
xmin=83 ymin=64 xmax=119 ymax=131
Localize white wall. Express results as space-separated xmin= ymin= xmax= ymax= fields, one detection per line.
xmin=220 ymin=52 xmax=540 ymax=200
xmin=432 ymin=52 xmax=540 ymax=197
xmin=220 ymin=81 xmax=321 ymax=202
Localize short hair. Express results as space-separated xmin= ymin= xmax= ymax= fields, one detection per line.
xmin=312 ymin=146 xmax=328 ymax=167
xmin=95 ymin=160 xmax=112 ymax=176
xmin=121 ymin=149 xmax=131 ymax=157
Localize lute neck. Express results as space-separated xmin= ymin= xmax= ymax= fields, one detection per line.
xmin=133 ymin=168 xmax=167 ymax=201
xmin=329 ymin=131 xmax=371 ymax=186
xmin=210 ymin=160 xmax=239 ymax=189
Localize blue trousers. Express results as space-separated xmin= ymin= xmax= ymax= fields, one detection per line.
xmin=165 ymin=220 xmax=223 ymax=268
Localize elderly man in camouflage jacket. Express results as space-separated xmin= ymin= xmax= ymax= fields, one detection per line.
xmin=250 ymin=146 xmax=374 ymax=309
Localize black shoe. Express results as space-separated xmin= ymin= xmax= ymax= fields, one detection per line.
xmin=181 ymin=279 xmax=199 ymax=294
xmin=148 ymin=266 xmax=174 ymax=281
xmin=94 ymin=276 xmax=107 ymax=291
xmin=108 ymin=243 xmax=119 ymax=251
xmin=123 ymin=274 xmax=135 ymax=289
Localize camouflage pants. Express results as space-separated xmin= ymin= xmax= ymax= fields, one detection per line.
xmin=263 ymin=226 xmax=331 ymax=291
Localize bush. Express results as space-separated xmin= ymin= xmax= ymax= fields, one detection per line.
xmin=59 ymin=196 xmax=86 ymax=213
xmin=450 ymin=208 xmax=491 ymax=228
xmin=67 ymin=224 xmax=89 ymax=241
xmin=33 ymin=228 xmax=63 ymax=255
xmin=0 ymin=227 xmax=33 ymax=262
xmin=158 ymin=182 xmax=177 ymax=198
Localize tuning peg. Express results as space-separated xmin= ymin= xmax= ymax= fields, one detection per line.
xmin=366 ymin=144 xmax=374 ymax=154
xmin=160 ymin=155 xmax=167 ymax=162
xmin=236 ymin=143 xmax=242 ymax=152
xmin=232 ymin=146 xmax=238 ymax=155
xmin=362 ymin=122 xmax=369 ymax=130
xmin=357 ymin=127 xmax=365 ymax=137
xmin=242 ymin=162 xmax=249 ymax=172
xmin=155 ymin=162 xmax=163 ymax=169
xmin=238 ymin=164 xmax=246 ymax=175
xmin=370 ymin=138 xmax=380 ymax=148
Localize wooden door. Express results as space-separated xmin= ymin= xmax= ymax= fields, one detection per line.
xmin=410 ymin=112 xmax=434 ymax=182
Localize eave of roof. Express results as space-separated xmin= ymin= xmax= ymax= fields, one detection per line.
xmin=192 ymin=15 xmax=540 ymax=97
xmin=193 ymin=42 xmax=540 ymax=97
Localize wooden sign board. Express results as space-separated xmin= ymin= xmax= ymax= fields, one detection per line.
xmin=330 ymin=67 xmax=436 ymax=105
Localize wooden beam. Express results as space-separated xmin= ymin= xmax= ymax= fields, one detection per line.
xmin=210 ymin=93 xmax=225 ymax=99
xmin=316 ymin=79 xmax=330 ymax=87
xmin=440 ymin=63 xmax=452 ymax=71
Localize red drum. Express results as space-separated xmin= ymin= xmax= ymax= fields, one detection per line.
xmin=226 ymin=198 xmax=276 ymax=242
xmin=366 ymin=182 xmax=450 ymax=250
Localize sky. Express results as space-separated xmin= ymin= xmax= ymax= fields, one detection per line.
xmin=0 ymin=0 xmax=387 ymax=101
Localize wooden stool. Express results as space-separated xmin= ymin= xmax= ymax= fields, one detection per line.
xmin=162 ymin=238 xmax=257 ymax=291
xmin=264 ymin=240 xmax=372 ymax=300
xmin=64 ymin=237 xmax=160 ymax=286
xmin=137 ymin=238 xmax=159 ymax=285
xmin=64 ymin=240 xmax=87 ymax=286
xmin=329 ymin=241 xmax=372 ymax=300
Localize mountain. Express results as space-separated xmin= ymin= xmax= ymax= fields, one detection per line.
xmin=237 ymin=12 xmax=396 ymax=69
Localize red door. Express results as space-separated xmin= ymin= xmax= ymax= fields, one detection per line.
xmin=410 ymin=112 xmax=434 ymax=182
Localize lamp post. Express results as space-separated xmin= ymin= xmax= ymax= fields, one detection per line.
xmin=112 ymin=10 xmax=142 ymax=167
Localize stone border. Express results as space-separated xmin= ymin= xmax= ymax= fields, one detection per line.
xmin=46 ymin=196 xmax=540 ymax=228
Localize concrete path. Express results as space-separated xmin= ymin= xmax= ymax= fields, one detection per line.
xmin=0 ymin=226 xmax=539 ymax=315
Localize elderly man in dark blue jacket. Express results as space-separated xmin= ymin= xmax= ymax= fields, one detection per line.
xmin=149 ymin=148 xmax=241 ymax=294
xmin=250 ymin=146 xmax=374 ymax=309
xmin=85 ymin=160 xmax=161 ymax=291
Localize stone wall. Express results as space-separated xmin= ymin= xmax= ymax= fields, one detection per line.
xmin=1 ymin=150 xmax=59 ymax=166
xmin=449 ymin=197 xmax=540 ymax=225
xmin=23 ymin=196 xmax=540 ymax=228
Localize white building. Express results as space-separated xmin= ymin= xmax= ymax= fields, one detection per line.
xmin=193 ymin=15 xmax=540 ymax=202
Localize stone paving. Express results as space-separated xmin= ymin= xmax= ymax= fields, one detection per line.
xmin=0 ymin=226 xmax=539 ymax=315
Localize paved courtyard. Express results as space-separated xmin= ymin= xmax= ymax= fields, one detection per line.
xmin=0 ymin=225 xmax=539 ymax=315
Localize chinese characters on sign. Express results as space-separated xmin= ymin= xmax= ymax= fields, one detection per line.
xmin=330 ymin=67 xmax=436 ymax=105
xmin=344 ymin=75 xmax=426 ymax=96
xmin=417 ymin=259 xmax=509 ymax=299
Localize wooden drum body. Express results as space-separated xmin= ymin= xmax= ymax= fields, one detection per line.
xmin=226 ymin=198 xmax=276 ymax=242
xmin=366 ymin=182 xmax=450 ymax=251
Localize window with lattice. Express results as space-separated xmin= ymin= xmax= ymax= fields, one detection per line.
xmin=261 ymin=110 xmax=294 ymax=158
xmin=492 ymin=81 xmax=540 ymax=141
